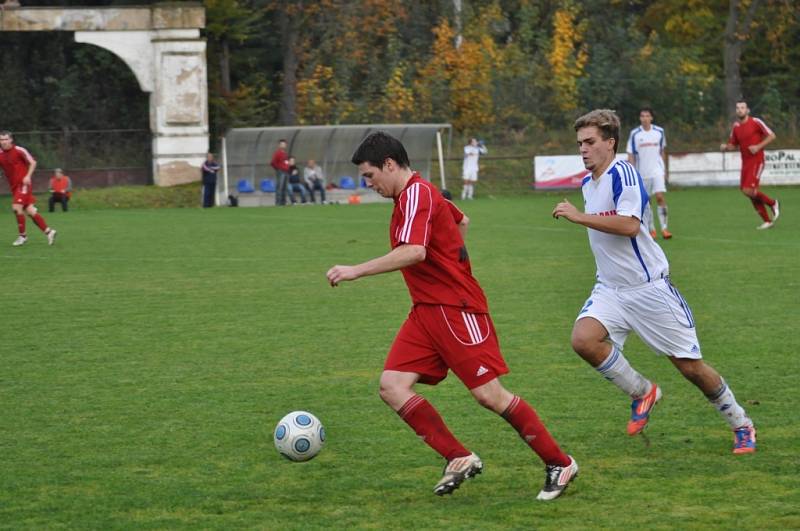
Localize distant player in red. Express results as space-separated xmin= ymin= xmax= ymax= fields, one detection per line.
xmin=0 ymin=131 xmax=57 ymax=246
xmin=326 ymin=132 xmax=577 ymax=501
xmin=720 ymin=100 xmax=779 ymax=230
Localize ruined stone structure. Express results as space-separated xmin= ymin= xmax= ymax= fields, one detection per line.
xmin=0 ymin=5 xmax=208 ymax=186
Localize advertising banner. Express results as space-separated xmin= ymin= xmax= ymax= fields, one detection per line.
xmin=534 ymin=150 xmax=800 ymax=188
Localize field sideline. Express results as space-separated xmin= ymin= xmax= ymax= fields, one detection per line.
xmin=2 ymin=187 xmax=799 ymax=529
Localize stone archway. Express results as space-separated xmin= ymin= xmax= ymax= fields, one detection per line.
xmin=0 ymin=5 xmax=208 ymax=186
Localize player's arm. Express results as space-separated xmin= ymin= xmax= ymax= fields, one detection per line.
xmin=326 ymin=244 xmax=426 ymax=286
xmin=750 ymin=131 xmax=776 ymax=154
xmin=552 ymin=198 xmax=640 ymax=237
xmin=22 ymin=155 xmax=36 ymax=185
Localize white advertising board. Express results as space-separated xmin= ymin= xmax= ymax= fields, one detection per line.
xmin=534 ymin=150 xmax=800 ymax=188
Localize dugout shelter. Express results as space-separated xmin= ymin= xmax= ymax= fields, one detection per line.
xmin=220 ymin=124 xmax=452 ymax=205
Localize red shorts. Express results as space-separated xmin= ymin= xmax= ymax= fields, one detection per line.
xmin=740 ymin=160 xmax=764 ymax=190
xmin=12 ymin=184 xmax=35 ymax=207
xmin=385 ymin=304 xmax=510 ymax=389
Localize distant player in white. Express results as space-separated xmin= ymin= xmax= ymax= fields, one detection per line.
xmin=626 ymin=107 xmax=671 ymax=239
xmin=461 ymin=138 xmax=487 ymax=200
xmin=552 ymin=109 xmax=756 ymax=454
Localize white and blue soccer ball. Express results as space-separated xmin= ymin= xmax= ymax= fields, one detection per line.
xmin=274 ymin=411 xmax=325 ymax=462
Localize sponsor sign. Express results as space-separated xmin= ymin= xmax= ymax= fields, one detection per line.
xmin=534 ymin=150 xmax=800 ymax=188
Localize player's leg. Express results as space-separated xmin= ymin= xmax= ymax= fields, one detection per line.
xmin=380 ymin=369 xmax=471 ymax=460
xmin=652 ymin=173 xmax=671 ymax=238
xmin=740 ymin=164 xmax=772 ymax=227
xmin=429 ymin=305 xmax=576 ymax=499
xmin=752 ymin=162 xmax=779 ymax=223
xmin=461 ymin=178 xmax=469 ymax=200
xmin=383 ymin=311 xmax=474 ymax=475
xmin=468 ymin=378 xmax=577 ymax=500
xmin=11 ymin=201 xmax=27 ymax=246
xmin=667 ymin=357 xmax=756 ymax=453
xmin=630 ymin=278 xmax=756 ymax=453
xmin=25 ymin=204 xmax=50 ymax=232
xmin=572 ymin=287 xmax=660 ymax=435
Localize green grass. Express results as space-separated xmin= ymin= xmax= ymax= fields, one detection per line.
xmin=1 ymin=187 xmax=799 ymax=529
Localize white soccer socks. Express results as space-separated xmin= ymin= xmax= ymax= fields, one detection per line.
xmin=595 ymin=346 xmax=651 ymax=398
xmin=658 ymin=206 xmax=668 ymax=230
xmin=706 ymin=380 xmax=751 ymax=429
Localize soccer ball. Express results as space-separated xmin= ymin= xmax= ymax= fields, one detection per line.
xmin=273 ymin=411 xmax=325 ymax=462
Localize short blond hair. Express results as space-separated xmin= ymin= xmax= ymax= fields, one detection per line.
xmin=574 ymin=109 xmax=620 ymax=152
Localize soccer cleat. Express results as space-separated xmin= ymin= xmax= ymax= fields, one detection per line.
xmin=661 ymin=229 xmax=673 ymax=239
xmin=537 ymin=455 xmax=579 ymax=501
xmin=433 ymin=452 xmax=483 ymax=496
xmin=47 ymin=229 xmax=57 ymax=246
xmin=756 ymin=221 xmax=773 ymax=230
xmin=649 ymin=230 xmax=657 ymax=239
xmin=733 ymin=425 xmax=757 ymax=454
xmin=771 ymin=199 xmax=780 ymax=224
xmin=12 ymin=235 xmax=27 ymax=246
xmin=627 ymin=383 xmax=662 ymax=436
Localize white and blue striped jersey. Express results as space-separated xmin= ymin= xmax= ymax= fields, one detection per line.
xmin=626 ymin=125 xmax=666 ymax=179
xmin=581 ymin=160 xmax=669 ymax=288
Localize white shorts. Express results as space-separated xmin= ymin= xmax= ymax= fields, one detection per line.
xmin=642 ymin=173 xmax=666 ymax=195
xmin=575 ymin=278 xmax=701 ymax=359
xmin=462 ymin=169 xmax=478 ymax=182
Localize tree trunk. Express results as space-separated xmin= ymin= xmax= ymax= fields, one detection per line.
xmin=220 ymin=39 xmax=231 ymax=95
xmin=723 ymin=0 xmax=762 ymax=120
xmin=453 ymin=0 xmax=463 ymax=49
xmin=278 ymin=5 xmax=298 ymax=126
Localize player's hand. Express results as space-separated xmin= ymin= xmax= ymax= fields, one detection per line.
xmin=22 ymin=176 xmax=32 ymax=186
xmin=748 ymin=145 xmax=759 ymax=155
xmin=552 ymin=198 xmax=581 ymax=222
xmin=719 ymin=143 xmax=728 ymax=151
xmin=326 ymin=265 xmax=359 ymax=287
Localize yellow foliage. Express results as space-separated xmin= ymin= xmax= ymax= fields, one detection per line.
xmin=383 ymin=64 xmax=415 ymax=122
xmin=415 ymin=2 xmax=506 ymax=131
xmin=548 ymin=1 xmax=588 ymax=113
xmin=296 ymin=64 xmax=348 ymax=125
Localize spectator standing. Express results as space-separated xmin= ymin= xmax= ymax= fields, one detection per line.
xmin=286 ymin=156 xmax=307 ymax=204
xmin=48 ymin=168 xmax=72 ymax=212
xmin=270 ymin=139 xmax=290 ymax=206
xmin=304 ymin=159 xmax=326 ymax=204
xmin=461 ymin=138 xmax=487 ymax=200
xmin=201 ymin=152 xmax=220 ymax=208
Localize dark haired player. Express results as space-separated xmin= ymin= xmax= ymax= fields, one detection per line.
xmin=720 ymin=100 xmax=779 ymax=229
xmin=326 ymin=132 xmax=577 ymax=501
xmin=0 ymin=131 xmax=57 ymax=246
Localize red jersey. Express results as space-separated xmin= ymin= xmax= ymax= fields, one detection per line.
xmin=728 ymin=116 xmax=773 ymax=164
xmin=390 ymin=173 xmax=488 ymax=313
xmin=0 ymin=144 xmax=35 ymax=188
xmin=270 ymin=148 xmax=289 ymax=172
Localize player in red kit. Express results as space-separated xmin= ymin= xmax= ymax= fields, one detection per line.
xmin=720 ymin=100 xmax=779 ymax=229
xmin=326 ymin=132 xmax=577 ymax=501
xmin=0 ymin=131 xmax=57 ymax=246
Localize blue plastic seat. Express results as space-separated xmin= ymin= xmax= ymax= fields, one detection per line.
xmin=260 ymin=178 xmax=276 ymax=193
xmin=340 ymin=176 xmax=356 ymax=190
xmin=237 ymin=179 xmax=255 ymax=193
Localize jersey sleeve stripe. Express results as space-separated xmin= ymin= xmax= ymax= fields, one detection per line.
xmin=399 ymin=183 xmax=418 ymax=242
xmin=16 ymin=146 xmax=36 ymax=164
xmin=753 ymin=118 xmax=774 ymax=136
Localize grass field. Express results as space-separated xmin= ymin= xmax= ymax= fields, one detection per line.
xmin=2 ymin=187 xmax=799 ymax=530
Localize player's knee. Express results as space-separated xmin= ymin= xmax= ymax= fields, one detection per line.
xmin=378 ymin=374 xmax=405 ymax=405
xmin=570 ymin=332 xmax=596 ymax=357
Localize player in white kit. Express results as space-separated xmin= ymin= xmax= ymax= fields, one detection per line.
xmin=552 ymin=109 xmax=756 ymax=454
xmin=461 ymin=138 xmax=487 ymax=200
xmin=626 ymin=108 xmax=671 ymax=239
